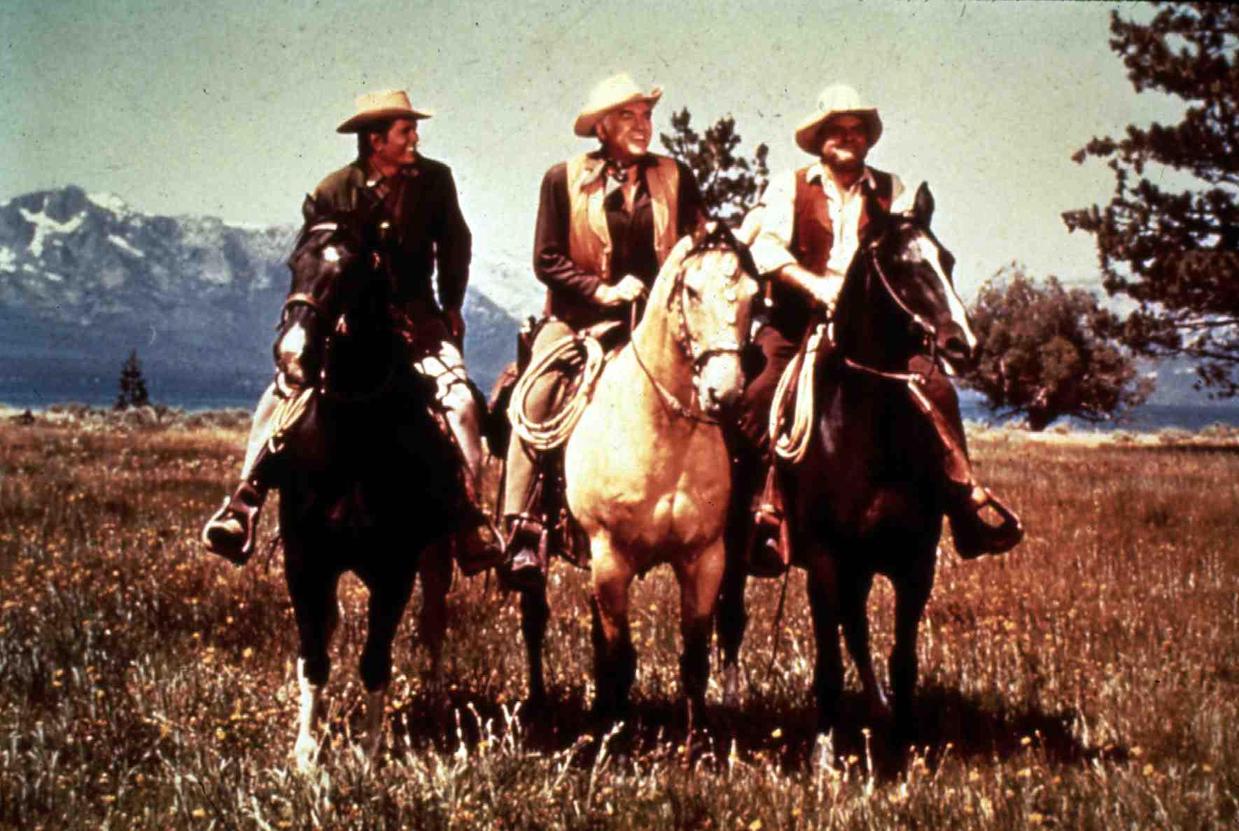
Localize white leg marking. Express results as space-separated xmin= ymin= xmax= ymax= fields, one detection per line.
xmin=293 ymin=658 xmax=324 ymax=773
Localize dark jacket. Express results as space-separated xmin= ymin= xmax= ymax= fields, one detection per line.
xmin=312 ymin=155 xmax=472 ymax=314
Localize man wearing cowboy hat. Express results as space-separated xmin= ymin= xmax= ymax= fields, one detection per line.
xmin=737 ymin=84 xmax=1022 ymax=571
xmin=202 ymin=89 xmax=499 ymax=574
xmin=500 ymin=73 xmax=707 ymax=590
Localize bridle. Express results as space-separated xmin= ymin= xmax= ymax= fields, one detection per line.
xmin=276 ymin=221 xmax=395 ymax=402
xmin=841 ymin=230 xmax=948 ymax=386
xmin=629 ymin=229 xmax=757 ymax=423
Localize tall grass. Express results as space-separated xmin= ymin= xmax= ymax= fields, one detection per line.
xmin=0 ymin=422 xmax=1235 ymax=828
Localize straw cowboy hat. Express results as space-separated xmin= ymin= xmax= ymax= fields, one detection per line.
xmin=336 ymin=89 xmax=434 ymax=134
xmin=794 ymin=84 xmax=883 ymax=154
xmin=573 ymin=73 xmax=663 ymax=138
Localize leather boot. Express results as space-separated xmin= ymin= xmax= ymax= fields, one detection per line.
xmin=454 ymin=505 xmax=504 ymax=577
xmin=202 ymin=480 xmax=266 ymax=566
xmin=746 ymin=466 xmax=791 ymax=577
xmin=501 ymin=516 xmax=547 ymax=592
xmin=948 ymin=483 xmax=1024 ymax=559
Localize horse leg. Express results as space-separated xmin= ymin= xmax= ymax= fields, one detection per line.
xmin=520 ymin=585 xmax=550 ymax=711
xmin=288 ymin=560 xmax=340 ymax=773
xmin=358 ymin=570 xmax=417 ymax=762
xmin=416 ymin=537 xmax=453 ymax=695
xmin=674 ymin=540 xmax=727 ymax=736
xmin=838 ymin=564 xmax=890 ymax=724
xmin=890 ymin=556 xmax=934 ymax=746
xmin=717 ymin=500 xmax=750 ymax=709
xmin=589 ymin=539 xmax=636 ymax=724
xmin=805 ymin=549 xmax=844 ymax=735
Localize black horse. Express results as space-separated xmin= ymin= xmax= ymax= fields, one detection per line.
xmin=268 ymin=197 xmax=465 ymax=769
xmin=719 ymin=183 xmax=979 ymax=743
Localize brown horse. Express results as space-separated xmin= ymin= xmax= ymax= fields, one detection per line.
xmin=719 ymin=184 xmax=980 ymax=743
xmin=271 ymin=199 xmax=468 ymax=770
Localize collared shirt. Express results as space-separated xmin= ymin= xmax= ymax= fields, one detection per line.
xmin=750 ymin=163 xmax=906 ymax=279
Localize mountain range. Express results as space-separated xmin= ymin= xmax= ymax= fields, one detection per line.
xmin=0 ymin=185 xmax=1233 ymax=417
xmin=0 ymin=186 xmax=539 ymax=405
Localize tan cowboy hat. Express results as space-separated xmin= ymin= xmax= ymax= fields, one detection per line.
xmin=794 ymin=84 xmax=882 ymax=154
xmin=573 ymin=73 xmax=663 ymax=138
xmin=336 ymin=89 xmax=434 ymax=134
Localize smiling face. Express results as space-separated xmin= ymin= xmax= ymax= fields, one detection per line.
xmin=369 ymin=118 xmax=419 ymax=171
xmin=818 ymin=113 xmax=871 ymax=175
xmin=597 ymin=101 xmax=653 ymax=162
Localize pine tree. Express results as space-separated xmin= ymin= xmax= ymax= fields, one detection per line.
xmin=1062 ymin=3 xmax=1239 ymax=396
xmin=660 ymin=108 xmax=769 ymax=226
xmin=115 ymin=349 xmax=150 ymax=410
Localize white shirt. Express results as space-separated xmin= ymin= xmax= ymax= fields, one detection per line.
xmin=749 ymin=163 xmax=906 ymax=279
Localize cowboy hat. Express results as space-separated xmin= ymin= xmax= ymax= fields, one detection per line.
xmin=573 ymin=73 xmax=663 ymax=138
xmin=794 ymin=84 xmax=882 ymax=155
xmin=336 ymin=89 xmax=434 ymax=134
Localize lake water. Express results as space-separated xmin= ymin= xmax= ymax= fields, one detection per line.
xmin=3 ymin=372 xmax=1238 ymax=433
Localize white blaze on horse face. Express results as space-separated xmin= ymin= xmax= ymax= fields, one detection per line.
xmin=277 ymin=322 xmax=310 ymax=385
xmin=910 ymin=235 xmax=977 ymax=352
xmin=321 ymin=245 xmax=340 ymax=263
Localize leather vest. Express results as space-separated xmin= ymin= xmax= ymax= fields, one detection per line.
xmin=565 ymin=152 xmax=680 ymax=282
xmin=770 ymin=166 xmax=894 ymax=339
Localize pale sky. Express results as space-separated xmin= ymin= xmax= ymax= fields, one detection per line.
xmin=0 ymin=0 xmax=1180 ymax=310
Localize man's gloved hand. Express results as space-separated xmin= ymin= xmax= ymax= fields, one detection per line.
xmin=593 ymin=274 xmax=647 ymax=307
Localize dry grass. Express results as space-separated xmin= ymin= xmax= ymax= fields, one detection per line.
xmin=0 ymin=419 xmax=1235 ymax=829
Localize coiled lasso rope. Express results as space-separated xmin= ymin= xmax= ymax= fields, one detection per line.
xmin=769 ymin=322 xmax=829 ymax=465
xmin=508 ymin=334 xmax=607 ymax=452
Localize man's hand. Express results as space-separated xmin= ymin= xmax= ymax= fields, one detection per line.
xmin=445 ymin=308 xmax=466 ymax=345
xmin=593 ymin=274 xmax=647 ymax=308
xmin=777 ymin=264 xmax=842 ymax=315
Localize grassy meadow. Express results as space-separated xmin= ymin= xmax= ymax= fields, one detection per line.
xmin=0 ymin=415 xmax=1235 ymax=829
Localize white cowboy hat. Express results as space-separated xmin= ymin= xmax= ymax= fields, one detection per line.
xmin=794 ymin=84 xmax=882 ymax=155
xmin=573 ymin=73 xmax=663 ymax=138
xmin=336 ymin=89 xmax=434 ymax=134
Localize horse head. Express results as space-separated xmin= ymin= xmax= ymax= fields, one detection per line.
xmin=659 ymin=221 xmax=761 ymax=416
xmin=274 ymin=194 xmax=384 ymax=393
xmin=841 ymin=182 xmax=977 ymax=375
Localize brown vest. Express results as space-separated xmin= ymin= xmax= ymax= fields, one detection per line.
xmin=770 ymin=165 xmax=894 ymax=338
xmin=565 ymin=152 xmax=680 ymax=282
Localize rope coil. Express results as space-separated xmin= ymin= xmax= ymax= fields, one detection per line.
xmin=508 ymin=334 xmax=607 ymax=452
xmin=769 ymin=322 xmax=828 ymax=465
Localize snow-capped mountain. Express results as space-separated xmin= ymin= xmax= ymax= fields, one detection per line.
xmin=0 ymin=186 xmax=524 ymax=402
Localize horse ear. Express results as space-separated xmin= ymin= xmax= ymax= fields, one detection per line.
xmin=912 ymin=182 xmax=934 ymax=228
xmin=301 ymin=194 xmax=320 ymax=225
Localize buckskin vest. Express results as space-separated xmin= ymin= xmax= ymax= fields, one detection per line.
xmin=565 ymin=152 xmax=680 ymax=283
xmin=770 ymin=165 xmax=894 ymax=338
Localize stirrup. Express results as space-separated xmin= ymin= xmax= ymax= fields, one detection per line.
xmin=201 ymin=484 xmax=263 ymax=566
xmin=951 ymin=487 xmax=1024 ymax=559
xmin=501 ymin=517 xmax=547 ymax=592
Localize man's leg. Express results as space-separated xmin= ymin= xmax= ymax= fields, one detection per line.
xmin=501 ymin=320 xmax=575 ymax=591
xmin=413 ymin=338 xmax=502 ymax=576
xmin=202 ymin=383 xmax=280 ymax=564
xmin=908 ymin=356 xmax=1023 ymax=558
xmin=734 ymin=325 xmax=800 ymax=575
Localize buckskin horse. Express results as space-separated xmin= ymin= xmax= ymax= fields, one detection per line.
xmin=513 ymin=223 xmax=760 ymax=726
xmin=719 ymin=184 xmax=981 ymax=743
xmin=268 ymin=197 xmax=465 ymax=770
